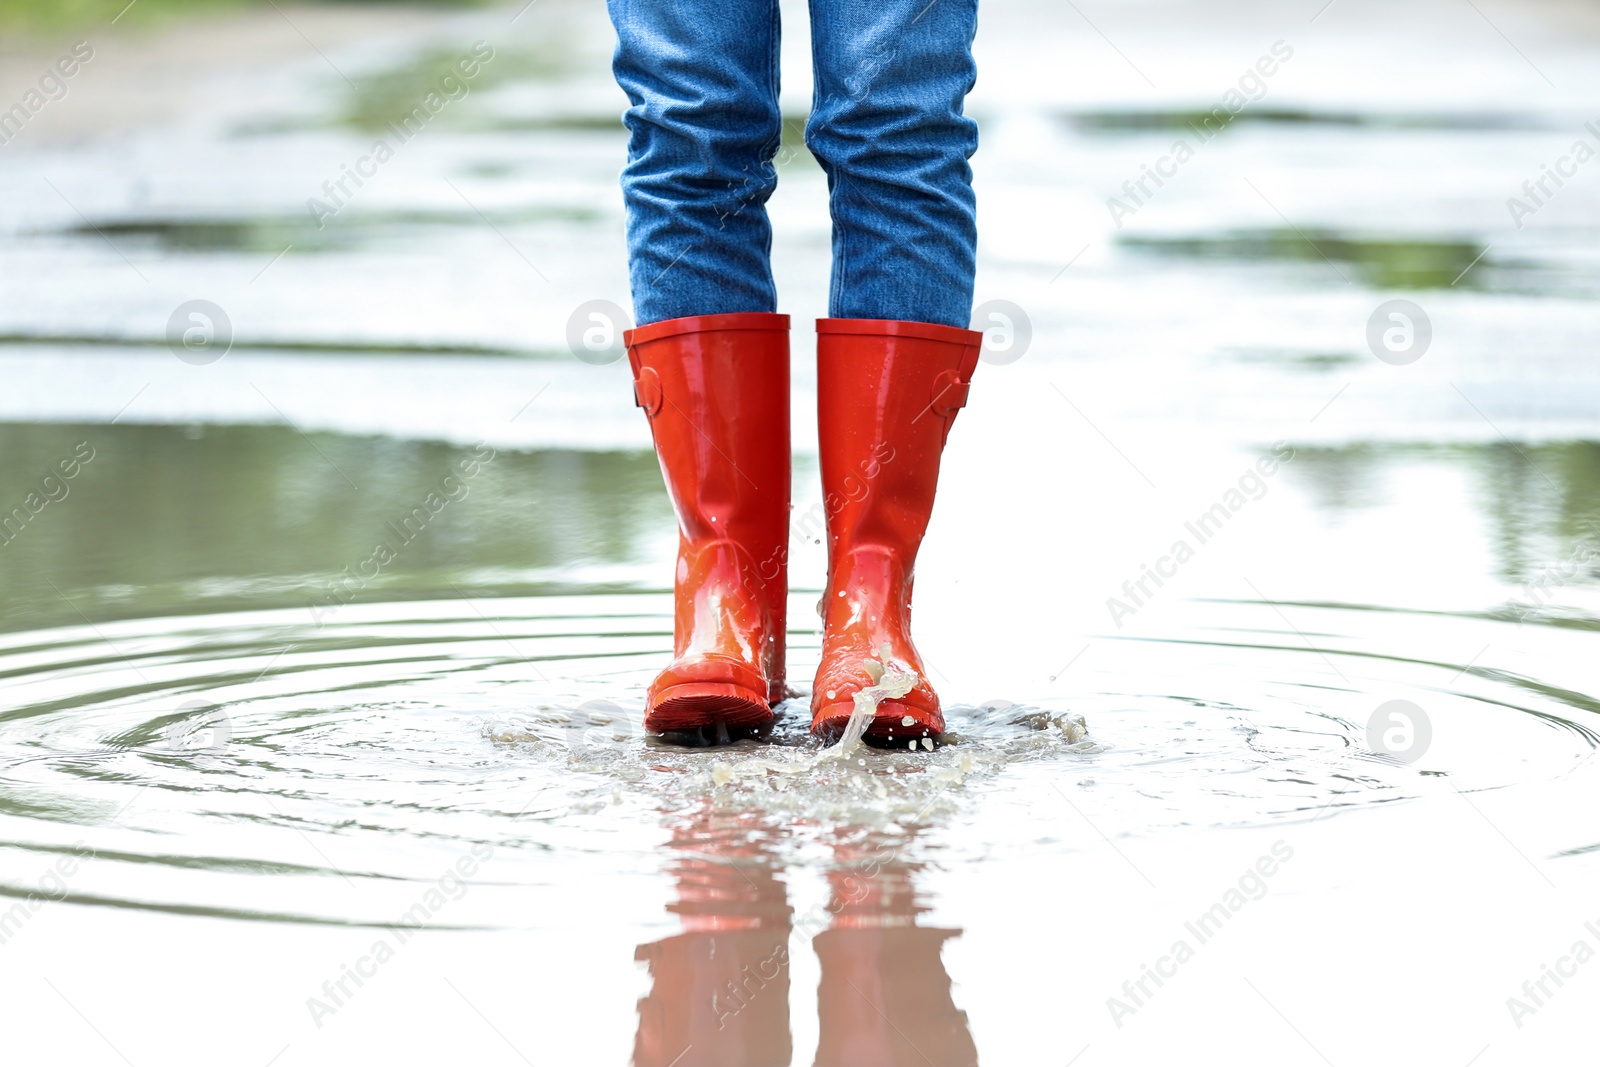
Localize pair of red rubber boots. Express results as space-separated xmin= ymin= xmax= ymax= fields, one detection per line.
xmin=627 ymin=313 xmax=979 ymax=743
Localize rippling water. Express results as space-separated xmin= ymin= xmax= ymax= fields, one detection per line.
xmin=5 ymin=589 xmax=1597 ymax=924
xmin=6 ymin=582 xmax=1597 ymax=868
xmin=3 ymin=0 xmax=1600 ymax=1062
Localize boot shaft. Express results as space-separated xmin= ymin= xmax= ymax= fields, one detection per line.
xmin=628 ymin=313 xmax=792 ymax=561
xmin=814 ymin=318 xmax=980 ymax=589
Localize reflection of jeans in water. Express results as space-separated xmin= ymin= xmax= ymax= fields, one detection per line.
xmin=605 ymin=0 xmax=980 ymax=328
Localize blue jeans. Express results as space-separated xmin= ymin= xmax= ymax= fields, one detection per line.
xmin=606 ymin=0 xmax=980 ymax=329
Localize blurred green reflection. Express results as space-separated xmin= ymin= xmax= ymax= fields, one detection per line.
xmin=0 ymin=423 xmax=669 ymax=631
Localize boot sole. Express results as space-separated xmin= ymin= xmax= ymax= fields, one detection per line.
xmin=811 ymin=699 xmax=941 ymax=745
xmin=646 ymin=682 xmax=773 ymax=734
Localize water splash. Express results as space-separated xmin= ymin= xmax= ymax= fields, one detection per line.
xmin=818 ymin=643 xmax=920 ymax=759
xmin=697 ymin=645 xmax=934 ymax=791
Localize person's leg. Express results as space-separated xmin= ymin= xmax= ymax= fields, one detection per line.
xmin=809 ymin=321 xmax=979 ymax=741
xmin=607 ymin=0 xmax=784 ymax=324
xmin=805 ymin=0 xmax=980 ymax=328
xmin=625 ymin=315 xmax=791 ymax=733
xmin=805 ymin=0 xmax=983 ymax=741
xmin=609 ymin=0 xmax=793 ymax=735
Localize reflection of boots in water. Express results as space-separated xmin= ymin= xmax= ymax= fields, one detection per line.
xmin=633 ymin=817 xmax=794 ymax=1067
xmin=813 ymin=852 xmax=978 ymax=1067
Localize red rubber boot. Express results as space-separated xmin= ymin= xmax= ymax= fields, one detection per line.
xmin=627 ymin=313 xmax=791 ymax=734
xmin=632 ymin=812 xmax=793 ymax=1067
xmin=810 ymin=319 xmax=980 ymax=743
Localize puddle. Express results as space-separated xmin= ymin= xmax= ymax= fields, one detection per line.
xmin=57 ymin=205 xmax=605 ymax=254
xmin=1058 ymin=107 xmax=1556 ymax=134
xmin=3 ymin=0 xmax=1600 ymax=1060
xmin=340 ymin=42 xmax=578 ymax=132
xmin=3 ymin=587 xmax=1594 ymax=929
xmin=1119 ymin=230 xmax=1490 ymax=290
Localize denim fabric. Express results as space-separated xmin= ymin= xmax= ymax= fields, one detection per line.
xmin=606 ymin=0 xmax=979 ymax=329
